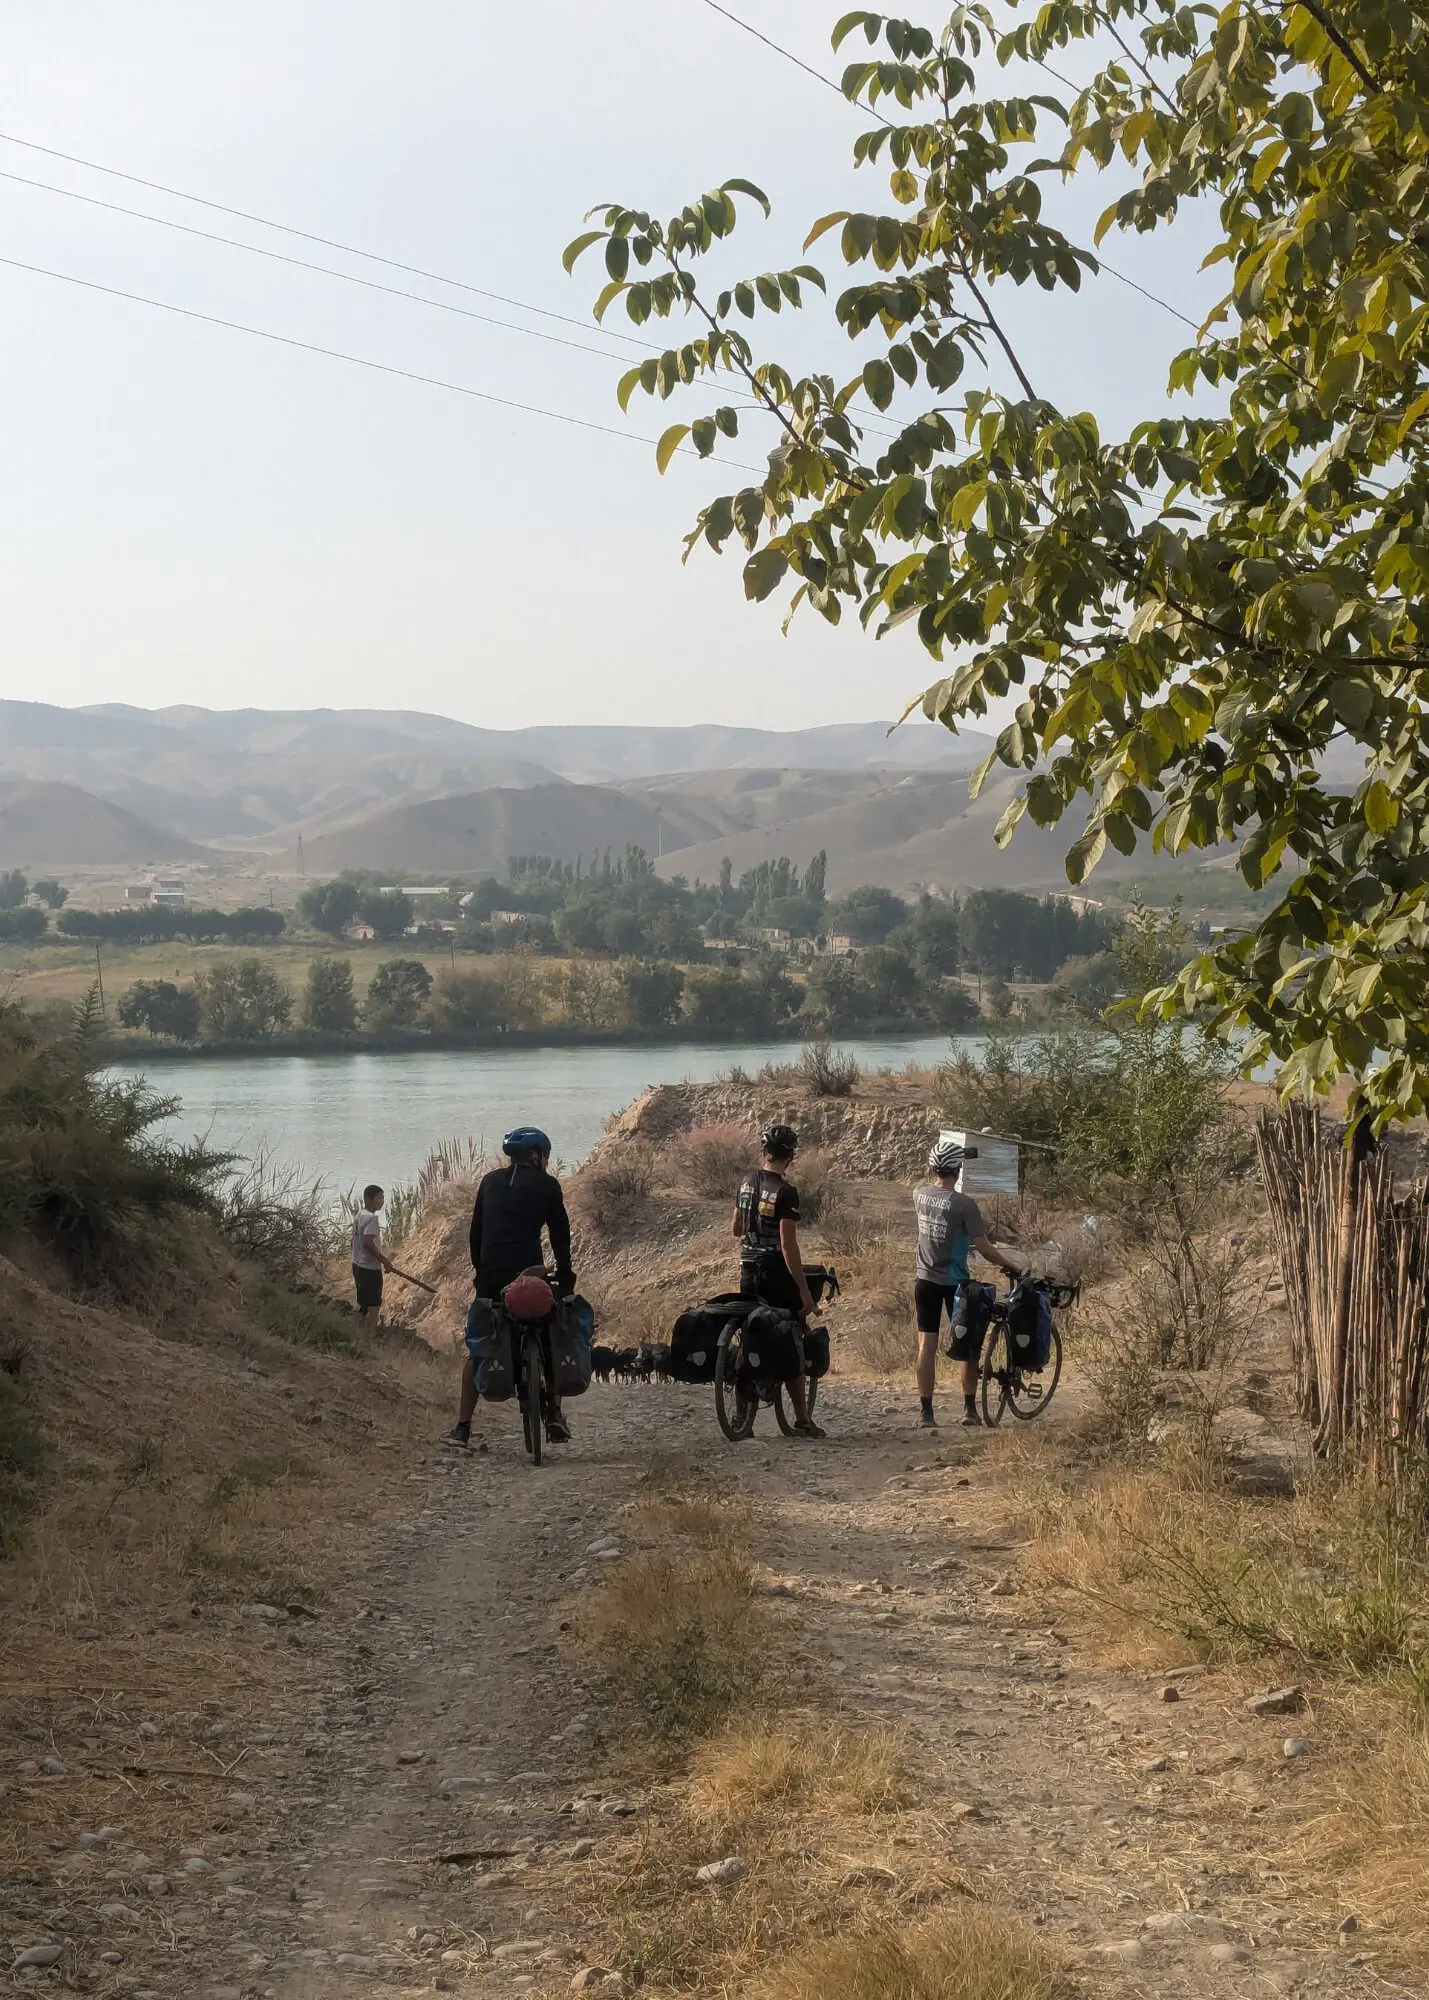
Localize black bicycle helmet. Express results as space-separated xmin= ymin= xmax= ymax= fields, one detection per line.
xmin=503 ymin=1125 xmax=552 ymax=1159
xmin=762 ymin=1121 xmax=799 ymax=1157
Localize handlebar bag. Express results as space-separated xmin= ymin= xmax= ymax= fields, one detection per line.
xmin=466 ymin=1297 xmax=515 ymax=1402
xmin=549 ymin=1295 xmax=595 ymax=1398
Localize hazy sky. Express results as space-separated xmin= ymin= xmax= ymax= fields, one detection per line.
xmin=0 ymin=1 xmax=1216 ymax=730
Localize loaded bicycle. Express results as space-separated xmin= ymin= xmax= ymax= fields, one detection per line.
xmin=976 ymin=1277 xmax=1078 ymax=1426
xmin=711 ymin=1265 xmax=838 ymax=1443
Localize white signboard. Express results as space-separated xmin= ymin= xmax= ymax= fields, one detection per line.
xmin=941 ymin=1128 xmax=1020 ymax=1196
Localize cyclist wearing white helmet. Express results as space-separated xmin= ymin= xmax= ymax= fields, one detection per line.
xmin=914 ymin=1137 xmax=1020 ymax=1429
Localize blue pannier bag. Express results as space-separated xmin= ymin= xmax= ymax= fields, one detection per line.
xmin=1007 ymin=1283 xmax=1054 ymax=1372
xmin=466 ymin=1297 xmax=515 ymax=1401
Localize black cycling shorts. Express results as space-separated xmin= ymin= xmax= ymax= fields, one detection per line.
xmin=915 ymin=1278 xmax=986 ymax=1361
xmin=741 ymin=1259 xmax=805 ymax=1316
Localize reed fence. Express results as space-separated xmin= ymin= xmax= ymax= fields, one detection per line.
xmin=1258 ymin=1103 xmax=1429 ymax=1488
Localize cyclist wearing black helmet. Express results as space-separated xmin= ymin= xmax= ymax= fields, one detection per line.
xmin=731 ymin=1122 xmax=825 ymax=1439
xmin=442 ymin=1126 xmax=576 ymax=1450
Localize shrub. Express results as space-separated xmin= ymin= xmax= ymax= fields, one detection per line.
xmin=364 ymin=956 xmax=432 ymax=1029
xmin=747 ymin=1915 xmax=1061 ymax=2000
xmin=0 ymin=906 xmax=46 ymax=942
xmin=426 ymin=966 xmax=504 ymax=1032
xmin=0 ymin=869 xmax=28 ymax=908
xmin=296 ymin=878 xmax=361 ymax=936
xmin=31 ymin=878 xmax=68 ymax=910
xmin=674 ymin=1121 xmax=754 ymax=1198
xmin=358 ymin=888 xmax=413 ymax=940
xmin=117 ymin=978 xmax=200 ymax=1042
xmin=615 ymin=957 xmax=685 ymax=1028
xmin=794 ymin=1146 xmax=839 ymax=1225
xmin=799 ymin=1039 xmax=860 ymax=1096
xmin=219 ymin=1153 xmax=333 ymax=1285
xmin=578 ymin=1142 xmax=657 ymax=1231
xmin=302 ymin=955 xmax=358 ymax=1034
xmin=195 ymin=958 xmax=293 ymax=1039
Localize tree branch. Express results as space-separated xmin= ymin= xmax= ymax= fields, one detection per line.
xmin=1293 ymin=0 xmax=1384 ymax=94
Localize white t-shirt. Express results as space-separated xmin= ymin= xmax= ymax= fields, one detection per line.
xmin=352 ymin=1207 xmax=382 ymax=1270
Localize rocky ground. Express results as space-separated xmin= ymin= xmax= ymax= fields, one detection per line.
xmin=4 ymin=1364 xmax=1399 ymax=1999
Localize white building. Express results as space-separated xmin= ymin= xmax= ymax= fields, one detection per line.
xmin=940 ymin=1127 xmax=1021 ymax=1196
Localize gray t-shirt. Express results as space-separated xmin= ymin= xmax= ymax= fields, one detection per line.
xmin=351 ymin=1207 xmax=383 ymax=1270
xmin=913 ymin=1185 xmax=987 ymax=1285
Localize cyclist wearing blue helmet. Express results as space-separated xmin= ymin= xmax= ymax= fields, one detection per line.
xmin=441 ymin=1126 xmax=577 ymax=1449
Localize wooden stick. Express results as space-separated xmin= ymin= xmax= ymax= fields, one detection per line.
xmin=389 ymin=1265 xmax=437 ymax=1295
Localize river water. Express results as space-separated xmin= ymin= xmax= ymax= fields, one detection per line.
xmin=117 ymin=1033 xmax=975 ymax=1197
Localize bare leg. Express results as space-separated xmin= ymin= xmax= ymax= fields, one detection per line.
xmin=788 ymin=1374 xmax=809 ymax=1423
xmin=961 ymin=1356 xmax=979 ymax=1400
xmin=917 ymin=1332 xmax=938 ymax=1402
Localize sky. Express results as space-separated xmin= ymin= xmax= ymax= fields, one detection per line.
xmin=0 ymin=1 xmax=1220 ymax=730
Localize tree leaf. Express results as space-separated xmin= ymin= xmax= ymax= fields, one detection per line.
xmin=655 ymin=423 xmax=690 ymax=474
xmin=562 ymin=230 xmax=606 ymax=273
xmin=803 ymin=212 xmax=851 ymax=251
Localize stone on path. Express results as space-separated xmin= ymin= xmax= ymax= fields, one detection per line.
xmin=1245 ymin=1684 xmax=1303 ymax=1716
xmin=695 ymin=1856 xmax=745 ymax=1885
xmin=12 ymin=1944 xmax=64 ymax=1969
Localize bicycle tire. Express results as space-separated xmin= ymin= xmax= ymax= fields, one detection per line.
xmin=980 ymin=1324 xmax=1012 ymax=1428
xmin=1005 ymin=1326 xmax=1063 ymax=1421
xmin=715 ymin=1327 xmax=757 ymax=1442
xmin=773 ymin=1372 xmax=818 ymax=1436
xmin=521 ymin=1332 xmax=544 ymax=1467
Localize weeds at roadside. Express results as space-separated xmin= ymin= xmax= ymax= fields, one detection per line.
xmin=692 ymin=1722 xmax=915 ymax=1817
xmin=220 ymin=1152 xmax=332 ymax=1285
xmin=800 ymin=1041 xmax=860 ymax=1098
xmin=747 ymin=1914 xmax=1065 ymax=2000
xmin=579 ymin=1143 xmax=658 ymax=1232
xmin=674 ymin=1121 xmax=754 ymax=1198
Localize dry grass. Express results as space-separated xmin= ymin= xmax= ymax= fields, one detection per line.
xmin=691 ymin=1721 xmax=915 ymax=1817
xmin=672 ymin=1120 xmax=755 ymax=1197
xmin=578 ymin=1141 xmax=658 ymax=1231
xmin=746 ymin=1914 xmax=1065 ymax=2000
xmin=1297 ymin=1695 xmax=1429 ymax=1959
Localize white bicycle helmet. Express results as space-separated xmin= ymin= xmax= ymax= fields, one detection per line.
xmin=929 ymin=1137 xmax=966 ymax=1178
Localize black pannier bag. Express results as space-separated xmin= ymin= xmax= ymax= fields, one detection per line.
xmin=549 ymin=1295 xmax=595 ymax=1398
xmin=1006 ymin=1282 xmax=1054 ymax=1371
xmin=801 ymin=1324 xmax=831 ymax=1378
xmin=740 ymin=1304 xmax=804 ymax=1383
xmin=669 ymin=1293 xmax=752 ymax=1384
xmin=465 ymin=1298 xmax=515 ymax=1402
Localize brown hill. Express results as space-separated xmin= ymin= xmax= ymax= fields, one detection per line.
xmin=0 ymin=780 xmax=205 ymax=866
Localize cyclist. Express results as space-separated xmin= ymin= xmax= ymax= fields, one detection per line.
xmin=732 ymin=1122 xmax=825 ymax=1440
xmin=442 ymin=1126 xmax=576 ymax=1450
xmin=915 ymin=1138 xmax=1021 ymax=1430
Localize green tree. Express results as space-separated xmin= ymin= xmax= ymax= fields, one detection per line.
xmin=0 ymin=908 xmax=46 ymax=942
xmin=195 ymin=959 xmax=293 ymax=1041
xmin=296 ymin=878 xmax=362 ymax=937
xmin=359 ymin=889 xmax=414 ymax=942
xmin=31 ymin=879 xmax=67 ymax=910
xmin=364 ymin=957 xmax=433 ymax=1029
xmin=823 ymin=884 xmax=909 ymax=945
xmin=568 ymin=5 xmax=1429 ymax=1127
xmin=303 ymin=956 xmax=358 ymax=1034
xmin=116 ymin=979 xmax=200 ymax=1041
xmin=616 ymin=957 xmax=686 ymax=1027
xmin=0 ymin=870 xmax=28 ymax=910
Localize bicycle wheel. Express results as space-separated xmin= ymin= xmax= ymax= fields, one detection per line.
xmin=715 ymin=1328 xmax=757 ymax=1442
xmin=1005 ymin=1326 xmax=1063 ymax=1422
xmin=521 ymin=1332 xmax=544 ymax=1466
xmin=773 ymin=1373 xmax=818 ymax=1436
xmin=980 ymin=1324 xmax=1012 ymax=1428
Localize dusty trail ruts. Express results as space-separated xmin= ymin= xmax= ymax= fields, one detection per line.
xmin=146 ymin=1380 xmax=1385 ymax=2000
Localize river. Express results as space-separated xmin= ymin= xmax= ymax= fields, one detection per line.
xmin=117 ymin=1033 xmax=975 ymax=1196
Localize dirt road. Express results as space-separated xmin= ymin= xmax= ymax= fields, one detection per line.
xmin=28 ymin=1379 xmax=1391 ymax=2000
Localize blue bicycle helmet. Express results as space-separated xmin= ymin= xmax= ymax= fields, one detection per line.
xmin=503 ymin=1126 xmax=553 ymax=1159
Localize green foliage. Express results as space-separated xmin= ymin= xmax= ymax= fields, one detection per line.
xmin=0 ymin=995 xmax=225 ymax=1279
xmin=0 ymin=907 xmax=46 ymax=942
xmin=195 ymin=958 xmax=294 ymax=1040
xmin=358 ymin=888 xmax=413 ymax=941
xmin=31 ymin=879 xmax=67 ymax=910
xmin=616 ymin=957 xmax=686 ymax=1027
xmin=1047 ymin=951 xmax=1121 ymax=1020
xmin=823 ymin=883 xmax=909 ymax=945
xmin=568 ymin=2 xmax=1429 ymax=1126
xmin=58 ymin=905 xmax=285 ymax=944
xmin=0 ymin=870 xmax=28 ymax=910
xmin=302 ymin=956 xmax=358 ymax=1034
xmin=296 ymin=878 xmax=362 ymax=936
xmin=364 ymin=956 xmax=433 ymax=1029
xmin=117 ymin=978 xmax=200 ymax=1042
xmin=426 ymin=961 xmax=547 ymax=1033
xmin=683 ymin=964 xmax=798 ymax=1035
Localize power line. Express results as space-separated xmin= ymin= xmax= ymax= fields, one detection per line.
xmin=0 ymin=128 xmax=648 ymax=349
xmin=696 ymin=0 xmax=1199 ymax=331
xmin=0 ymin=249 xmax=764 ymax=471
xmin=0 ymin=164 xmax=655 ymax=366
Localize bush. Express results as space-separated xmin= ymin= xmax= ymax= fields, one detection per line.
xmin=359 ymin=888 xmax=413 ymax=941
xmin=615 ymin=957 xmax=685 ymax=1028
xmin=364 ymin=956 xmax=432 ymax=1029
xmin=0 ymin=869 xmax=28 ymax=909
xmin=296 ymin=878 xmax=362 ymax=936
xmin=302 ymin=956 xmax=357 ymax=1034
xmin=195 ymin=958 xmax=294 ymax=1040
xmin=0 ymin=907 xmax=46 ymax=942
xmin=578 ymin=1143 xmax=657 ymax=1231
xmin=426 ymin=959 xmax=546 ymax=1033
xmin=799 ymin=1040 xmax=860 ymax=1096
xmin=793 ymin=1147 xmax=839 ymax=1225
xmin=117 ymin=978 xmax=200 ymax=1042
xmin=674 ymin=1121 xmax=754 ymax=1197
xmin=31 ymin=878 xmax=67 ymax=910
xmin=218 ymin=1153 xmax=332 ymax=1286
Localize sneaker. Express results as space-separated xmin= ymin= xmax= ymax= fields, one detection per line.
xmin=961 ymin=1407 xmax=983 ymax=1428
xmin=792 ymin=1418 xmax=827 ymax=1440
xmin=439 ymin=1422 xmax=471 ymax=1451
xmin=545 ymin=1414 xmax=572 ymax=1445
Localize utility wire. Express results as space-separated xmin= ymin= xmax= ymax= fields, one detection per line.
xmin=696 ymin=0 xmax=1199 ymax=331
xmin=0 ymin=250 xmax=765 ymax=471
xmin=0 ymin=128 xmax=648 ymax=350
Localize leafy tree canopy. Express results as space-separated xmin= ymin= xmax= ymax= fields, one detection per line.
xmin=568 ymin=1 xmax=1429 ymax=1128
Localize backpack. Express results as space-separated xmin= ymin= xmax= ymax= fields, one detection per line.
xmin=465 ymin=1298 xmax=515 ymax=1402
xmin=549 ymin=1295 xmax=595 ymax=1398
xmin=670 ymin=1294 xmax=752 ymax=1384
xmin=1007 ymin=1283 xmax=1054 ymax=1372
